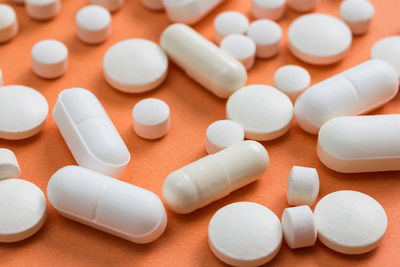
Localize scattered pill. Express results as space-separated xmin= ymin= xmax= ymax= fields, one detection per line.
xmin=247 ymin=19 xmax=282 ymax=59
xmin=220 ymin=34 xmax=256 ymax=71
xmin=52 ymin=88 xmax=130 ymax=178
xmin=206 ymin=120 xmax=244 ymax=154
xmin=251 ymin=0 xmax=286 ymax=21
xmin=76 ymin=5 xmax=111 ymax=45
xmin=227 ymin=85 xmax=293 ymax=141
xmin=25 ymin=0 xmax=61 ymax=20
xmin=340 ymin=0 xmax=374 ymax=35
xmin=90 ymin=0 xmax=124 ymax=13
xmin=282 ymin=205 xmax=317 ymax=249
xmin=288 ymin=14 xmax=352 ymax=65
xmin=162 ymin=141 xmax=269 ymax=214
xmin=142 ymin=0 xmax=164 ymax=11
xmin=103 ymin=39 xmax=168 ymax=93
xmin=274 ymin=65 xmax=310 ymax=101
xmin=314 ymin=190 xmax=387 ymax=254
xmin=132 ymin=98 xmax=170 ymax=140
xmin=208 ymin=202 xmax=282 ymax=267
xmin=47 ymin=166 xmax=167 ymax=244
xmin=287 ymin=166 xmax=319 ymax=206
xmin=0 ymin=179 xmax=46 ymax=242
xmin=0 ymin=4 xmax=18 ymax=43
xmin=0 ymin=69 xmax=3 ymax=86
xmin=0 ymin=149 xmax=20 ymax=180
xmin=371 ymin=36 xmax=400 ymax=81
xmin=287 ymin=0 xmax=317 ymax=13
xmin=214 ymin=11 xmax=249 ymax=44
xmin=161 ymin=23 xmax=247 ymax=98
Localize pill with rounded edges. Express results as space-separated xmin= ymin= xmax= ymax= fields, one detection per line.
xmin=162 ymin=141 xmax=269 ymax=214
xmin=161 ymin=24 xmax=247 ymax=98
xmin=251 ymin=0 xmax=286 ymax=21
xmin=76 ymin=5 xmax=111 ymax=45
xmin=47 ymin=166 xmax=167 ymax=244
xmin=142 ymin=0 xmax=164 ymax=11
xmin=274 ymin=65 xmax=311 ymax=101
xmin=287 ymin=0 xmax=317 ymax=13
xmin=90 ymin=0 xmax=124 ymax=13
xmin=220 ymin=34 xmax=256 ymax=71
xmin=371 ymin=36 xmax=400 ymax=81
xmin=247 ymin=19 xmax=282 ymax=59
xmin=52 ymin=88 xmax=130 ymax=178
xmin=287 ymin=166 xmax=319 ymax=206
xmin=206 ymin=120 xmax=244 ymax=154
xmin=340 ymin=0 xmax=374 ymax=36
xmin=294 ymin=60 xmax=399 ymax=134
xmin=214 ymin=11 xmax=249 ymax=44
xmin=0 ymin=149 xmax=20 ymax=180
xmin=26 ymin=0 xmax=61 ymax=21
xmin=0 ymin=4 xmax=18 ymax=43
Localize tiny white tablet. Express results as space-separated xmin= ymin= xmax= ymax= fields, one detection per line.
xmin=340 ymin=0 xmax=374 ymax=35
xmin=76 ymin=5 xmax=111 ymax=45
xmin=274 ymin=65 xmax=310 ymax=101
xmin=220 ymin=34 xmax=256 ymax=71
xmin=287 ymin=166 xmax=319 ymax=206
xmin=0 ymin=149 xmax=20 ymax=180
xmin=247 ymin=19 xmax=282 ymax=59
xmin=25 ymin=0 xmax=61 ymax=20
xmin=0 ymin=4 xmax=18 ymax=43
xmin=206 ymin=120 xmax=244 ymax=154
xmin=371 ymin=36 xmax=400 ymax=81
xmin=251 ymin=0 xmax=286 ymax=21
xmin=214 ymin=11 xmax=249 ymax=44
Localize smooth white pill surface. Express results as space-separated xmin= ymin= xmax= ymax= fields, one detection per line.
xmin=132 ymin=98 xmax=170 ymax=140
xmin=220 ymin=34 xmax=256 ymax=71
xmin=0 ymin=179 xmax=46 ymax=242
xmin=247 ymin=19 xmax=282 ymax=59
xmin=90 ymin=0 xmax=124 ymax=12
xmin=52 ymin=88 xmax=130 ymax=178
xmin=103 ymin=39 xmax=168 ymax=93
xmin=214 ymin=11 xmax=249 ymax=44
xmin=371 ymin=36 xmax=400 ymax=81
xmin=48 ymin=166 xmax=167 ymax=244
xmin=282 ymin=205 xmax=316 ymax=249
xmin=0 ymin=149 xmax=20 ymax=180
xmin=209 ymin=202 xmax=282 ymax=267
xmin=227 ymin=85 xmax=293 ymax=141
xmin=142 ymin=0 xmax=164 ymax=11
xmin=340 ymin=0 xmax=374 ymax=35
xmin=251 ymin=0 xmax=286 ymax=21
xmin=163 ymin=141 xmax=269 ymax=214
xmin=206 ymin=120 xmax=244 ymax=154
xmin=25 ymin=0 xmax=61 ymax=20
xmin=0 ymin=85 xmax=48 ymax=140
xmin=76 ymin=5 xmax=111 ymax=45
xmin=287 ymin=166 xmax=319 ymax=206
xmin=287 ymin=0 xmax=317 ymax=13
xmin=0 ymin=4 xmax=18 ymax=43
xmin=294 ymin=60 xmax=399 ymax=134
xmin=274 ymin=65 xmax=310 ymax=101
xmin=0 ymin=69 xmax=3 ymax=86
xmin=314 ymin=190 xmax=387 ymax=254
xmin=288 ymin=14 xmax=352 ymax=65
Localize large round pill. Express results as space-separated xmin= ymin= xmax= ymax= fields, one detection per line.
xmin=0 ymin=4 xmax=18 ymax=43
xmin=314 ymin=190 xmax=387 ymax=255
xmin=371 ymin=36 xmax=400 ymax=81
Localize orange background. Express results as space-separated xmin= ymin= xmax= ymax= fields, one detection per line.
xmin=0 ymin=0 xmax=400 ymax=266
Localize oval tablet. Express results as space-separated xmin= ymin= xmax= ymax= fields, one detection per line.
xmin=90 ymin=0 xmax=124 ymax=13
xmin=274 ymin=65 xmax=310 ymax=101
xmin=76 ymin=5 xmax=111 ymax=45
xmin=247 ymin=19 xmax=282 ymax=59
xmin=0 ymin=4 xmax=18 ymax=43
xmin=25 ymin=0 xmax=61 ymax=20
xmin=48 ymin=166 xmax=167 ymax=244
xmin=371 ymin=36 xmax=400 ymax=81
xmin=220 ymin=34 xmax=256 ymax=71
xmin=340 ymin=0 xmax=374 ymax=35
xmin=214 ymin=11 xmax=249 ymax=44
xmin=206 ymin=120 xmax=244 ymax=154
xmin=251 ymin=0 xmax=286 ymax=21
xmin=0 ymin=149 xmax=20 ymax=180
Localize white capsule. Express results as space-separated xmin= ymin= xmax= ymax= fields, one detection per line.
xmin=76 ymin=5 xmax=111 ymax=45
xmin=25 ymin=0 xmax=61 ymax=20
xmin=220 ymin=34 xmax=256 ymax=71
xmin=251 ymin=0 xmax=286 ymax=21
xmin=371 ymin=36 xmax=400 ymax=81
xmin=0 ymin=149 xmax=20 ymax=180
xmin=142 ymin=0 xmax=164 ymax=11
xmin=287 ymin=0 xmax=317 ymax=13
xmin=274 ymin=65 xmax=311 ymax=101
xmin=0 ymin=4 xmax=18 ymax=43
xmin=90 ymin=0 xmax=124 ymax=13
xmin=287 ymin=166 xmax=319 ymax=206
xmin=206 ymin=120 xmax=244 ymax=154
xmin=214 ymin=11 xmax=249 ymax=44
xmin=247 ymin=19 xmax=282 ymax=59
xmin=340 ymin=0 xmax=374 ymax=35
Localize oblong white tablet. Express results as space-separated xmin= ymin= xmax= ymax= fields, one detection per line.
xmin=52 ymin=88 xmax=130 ymax=178
xmin=371 ymin=36 xmax=400 ymax=81
xmin=0 ymin=85 xmax=48 ymax=140
xmin=288 ymin=14 xmax=352 ymax=65
xmin=247 ymin=19 xmax=282 ymax=59
xmin=220 ymin=34 xmax=256 ymax=71
xmin=227 ymin=85 xmax=293 ymax=141
xmin=314 ymin=190 xmax=387 ymax=254
xmin=340 ymin=0 xmax=374 ymax=35
xmin=103 ymin=39 xmax=168 ymax=93
xmin=0 ymin=4 xmax=18 ymax=43
xmin=206 ymin=120 xmax=244 ymax=154
xmin=142 ymin=0 xmax=164 ymax=11
xmin=25 ymin=0 xmax=61 ymax=20
xmin=47 ymin=166 xmax=167 ymax=244
xmin=287 ymin=166 xmax=319 ymax=206
xmin=287 ymin=0 xmax=317 ymax=13
xmin=0 ymin=179 xmax=46 ymax=242
xmin=90 ymin=0 xmax=124 ymax=13
xmin=214 ymin=11 xmax=249 ymax=44
xmin=274 ymin=65 xmax=310 ymax=101
xmin=76 ymin=5 xmax=111 ymax=45
xmin=208 ymin=202 xmax=282 ymax=267
xmin=251 ymin=0 xmax=286 ymax=21
xmin=0 ymin=149 xmax=20 ymax=180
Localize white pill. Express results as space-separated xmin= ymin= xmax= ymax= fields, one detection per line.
xmin=288 ymin=14 xmax=352 ymax=65
xmin=52 ymin=88 xmax=130 ymax=178
xmin=247 ymin=19 xmax=282 ymax=59
xmin=227 ymin=85 xmax=293 ymax=141
xmin=142 ymin=0 xmax=164 ymax=11
xmin=0 ymin=85 xmax=48 ymax=140
xmin=206 ymin=120 xmax=244 ymax=154
xmin=314 ymin=190 xmax=387 ymax=254
xmin=0 ymin=4 xmax=18 ymax=43
xmin=163 ymin=141 xmax=269 ymax=214
xmin=371 ymin=36 xmax=400 ymax=81
xmin=214 ymin=11 xmax=249 ymax=44
xmin=25 ymin=0 xmax=61 ymax=20
xmin=340 ymin=0 xmax=374 ymax=35
xmin=48 ymin=166 xmax=167 ymax=244
xmin=132 ymin=98 xmax=170 ymax=140
xmin=295 ymin=60 xmax=399 ymax=134
xmin=161 ymin=24 xmax=247 ymax=98
xmin=251 ymin=0 xmax=286 ymax=21
xmin=220 ymin=34 xmax=256 ymax=71
xmin=103 ymin=39 xmax=168 ymax=93
xmin=90 ymin=0 xmax=124 ymax=13
xmin=287 ymin=0 xmax=317 ymax=13
xmin=0 ymin=69 xmax=3 ymax=86
xmin=274 ymin=65 xmax=310 ymax=101
xmin=287 ymin=166 xmax=319 ymax=206
xmin=31 ymin=39 xmax=68 ymax=79
xmin=0 ymin=149 xmax=20 ymax=180
xmin=282 ymin=205 xmax=316 ymax=249
xmin=208 ymin=202 xmax=282 ymax=267
xmin=0 ymin=179 xmax=46 ymax=242
xmin=76 ymin=5 xmax=111 ymax=45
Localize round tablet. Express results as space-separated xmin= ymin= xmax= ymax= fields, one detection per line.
xmin=371 ymin=36 xmax=400 ymax=80
xmin=227 ymin=85 xmax=293 ymax=141
xmin=274 ymin=65 xmax=311 ymax=101
xmin=314 ymin=190 xmax=387 ymax=254
xmin=247 ymin=19 xmax=282 ymax=59
xmin=206 ymin=120 xmax=244 ymax=154
xmin=0 ymin=4 xmax=18 ymax=43
xmin=0 ymin=149 xmax=20 ymax=180
xmin=288 ymin=14 xmax=352 ymax=65
xmin=25 ymin=0 xmax=61 ymax=21
xmin=214 ymin=11 xmax=249 ymax=44
xmin=76 ymin=5 xmax=111 ymax=45
xmin=287 ymin=0 xmax=317 ymax=13
xmin=220 ymin=34 xmax=256 ymax=71
xmin=208 ymin=202 xmax=282 ymax=267
xmin=0 ymin=85 xmax=48 ymax=140
xmin=0 ymin=179 xmax=47 ymax=242
xmin=31 ymin=39 xmax=68 ymax=79
xmin=103 ymin=39 xmax=168 ymax=93
xmin=287 ymin=166 xmax=319 ymax=206
xmin=132 ymin=98 xmax=170 ymax=140
xmin=251 ymin=0 xmax=286 ymax=21
xmin=90 ymin=0 xmax=124 ymax=13
xmin=340 ymin=0 xmax=374 ymax=35
xmin=142 ymin=0 xmax=164 ymax=11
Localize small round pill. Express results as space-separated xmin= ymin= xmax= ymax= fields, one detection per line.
xmin=340 ymin=0 xmax=374 ymax=35
xmin=25 ymin=0 xmax=61 ymax=21
xmin=132 ymin=98 xmax=170 ymax=140
xmin=287 ymin=166 xmax=319 ymax=206
xmin=247 ymin=19 xmax=282 ymax=59
xmin=0 ymin=4 xmax=18 ymax=43
xmin=371 ymin=36 xmax=400 ymax=81
xmin=287 ymin=0 xmax=317 ymax=13
xmin=76 ymin=5 xmax=111 ymax=45
xmin=274 ymin=65 xmax=311 ymax=101
xmin=214 ymin=11 xmax=249 ymax=44
xmin=142 ymin=0 xmax=164 ymax=11
xmin=206 ymin=120 xmax=244 ymax=154
xmin=220 ymin=34 xmax=256 ymax=71
xmin=0 ymin=149 xmax=20 ymax=180
xmin=90 ymin=0 xmax=124 ymax=13
xmin=251 ymin=0 xmax=286 ymax=21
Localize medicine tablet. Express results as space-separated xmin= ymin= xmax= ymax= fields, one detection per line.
xmin=0 ymin=4 xmax=18 ymax=43
xmin=132 ymin=98 xmax=170 ymax=140
xmin=103 ymin=39 xmax=168 ymax=93
xmin=90 ymin=0 xmax=124 ymax=13
xmin=0 ymin=85 xmax=48 ymax=140
xmin=371 ymin=36 xmax=400 ymax=81
xmin=227 ymin=85 xmax=293 ymax=141
xmin=340 ymin=0 xmax=374 ymax=35
xmin=25 ymin=0 xmax=61 ymax=20
xmin=220 ymin=35 xmax=256 ymax=71
xmin=0 ymin=179 xmax=46 ymax=242
xmin=142 ymin=0 xmax=164 ymax=11
xmin=287 ymin=0 xmax=317 ymax=13
xmin=282 ymin=205 xmax=316 ymax=249
xmin=274 ymin=65 xmax=310 ymax=101
xmin=0 ymin=149 xmax=20 ymax=180
xmin=214 ymin=11 xmax=249 ymax=44
xmin=287 ymin=166 xmax=319 ymax=206
xmin=314 ymin=190 xmax=387 ymax=254
xmin=288 ymin=14 xmax=352 ymax=65
xmin=48 ymin=166 xmax=167 ymax=244
xmin=251 ymin=0 xmax=286 ymax=21
xmin=0 ymin=69 xmax=3 ymax=86
xmin=76 ymin=5 xmax=111 ymax=45
xmin=206 ymin=120 xmax=244 ymax=154
xmin=31 ymin=39 xmax=68 ymax=79
xmin=247 ymin=19 xmax=282 ymax=59
xmin=208 ymin=202 xmax=282 ymax=267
